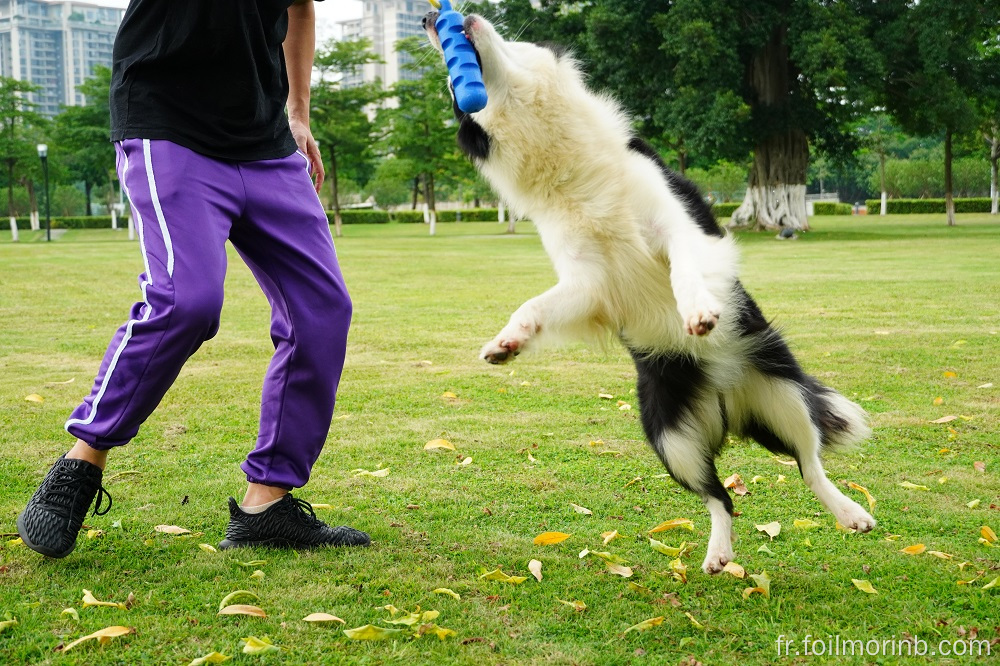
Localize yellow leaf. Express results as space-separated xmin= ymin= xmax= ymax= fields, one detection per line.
xmin=432 ymin=588 xmax=461 ymax=600
xmin=900 ymin=544 xmax=926 ymax=555
xmin=938 ymin=477 xmax=948 ymax=485
xmin=647 ymin=518 xmax=694 ymax=533
xmin=930 ymin=415 xmax=957 ymax=424
xmin=86 ymin=529 xmax=104 ymax=539
xmin=424 ymin=438 xmax=455 ymax=451
xmin=628 ymin=582 xmax=653 ymax=595
xmin=7 ymin=537 xmax=23 ymax=547
xmin=188 ymin=652 xmax=231 ymax=666
xmin=528 ymin=559 xmax=542 ymax=582
xmin=982 ymin=526 xmax=997 ymax=543
xmin=61 ymin=608 xmax=79 ymax=621
xmin=302 ymin=613 xmax=346 ymax=624
xmin=343 ymin=624 xmax=404 ymax=641
xmin=793 ymin=518 xmax=822 ymax=530
xmin=852 ymin=579 xmax=878 ymax=594
xmin=757 ymin=544 xmax=774 ymax=555
xmin=81 ymin=589 xmax=127 ymax=610
xmin=415 ymin=623 xmax=456 ymax=640
xmin=927 ymin=551 xmax=953 ymax=560
xmin=601 ymin=530 xmax=620 ymax=545
xmin=198 ymin=544 xmax=217 ymax=554
xmin=742 ymin=586 xmax=767 ymax=599
xmin=624 ymin=476 xmax=643 ymax=488
xmin=557 ymin=599 xmax=587 ymax=611
xmin=751 ymin=475 xmax=765 ymax=483
xmin=457 ymin=457 xmax=473 ymax=466
xmin=599 ymin=450 xmax=622 ymax=456
xmin=747 ymin=571 xmax=771 ymax=598
xmin=722 ymin=562 xmax=746 ymax=579
xmin=776 ymin=474 xmax=787 ymax=483
xmin=24 ymin=394 xmax=44 ymax=403
xmin=624 ymin=616 xmax=664 ymax=634
xmin=352 ymin=468 xmax=389 ymax=478
xmin=756 ymin=521 xmax=781 ymax=540
xmin=0 ymin=618 xmax=17 ymax=633
xmin=441 ymin=391 xmax=458 ymax=399
xmin=981 ymin=576 xmax=999 ymax=590
xmin=967 ymin=499 xmax=981 ymax=509
xmin=310 ymin=503 xmax=335 ymax=510
xmin=685 ymin=612 xmax=704 ymax=629
xmin=154 ymin=525 xmax=191 ymax=535
xmin=218 ymin=591 xmax=260 ymax=611
xmin=599 ymin=393 xmax=614 ymax=399
xmin=60 ymin=625 xmax=134 ymax=652
xmin=241 ymin=636 xmax=279 ymax=654
xmin=847 ymin=482 xmax=877 ymax=512
xmin=980 ymin=538 xmax=996 ymax=548
xmin=884 ymin=534 xmax=902 ymax=541
xmin=218 ymin=605 xmax=267 ymax=618
xmin=606 ymin=563 xmax=633 ymax=578
xmin=236 ymin=560 xmax=267 ymax=568
xmin=569 ymin=502 xmax=593 ymax=515
xmin=533 ymin=531 xmax=571 ymax=546
xmin=933 ymin=397 xmax=944 ymax=405
xmin=943 ymin=371 xmax=957 ymax=378
xmin=249 ymin=570 xmax=265 ymax=580
xmin=898 ymin=481 xmax=929 ymax=490
xmin=723 ymin=473 xmax=748 ymax=495
xmin=479 ymin=569 xmax=526 ymax=584
xmin=668 ymin=558 xmax=687 ymax=583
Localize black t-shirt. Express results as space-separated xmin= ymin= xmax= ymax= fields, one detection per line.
xmin=110 ymin=0 xmax=321 ymax=161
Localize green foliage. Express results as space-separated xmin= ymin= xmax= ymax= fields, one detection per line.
xmin=325 ymin=209 xmax=390 ymax=225
xmin=686 ymin=161 xmax=748 ymax=203
xmin=870 ymin=159 xmax=990 ymax=199
xmin=49 ymin=215 xmax=120 ymax=229
xmin=711 ymin=202 xmax=740 ymax=218
xmin=812 ymin=202 xmax=853 ymax=215
xmin=863 ymin=198 xmax=994 ymax=214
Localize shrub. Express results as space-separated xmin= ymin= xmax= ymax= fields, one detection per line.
xmin=711 ymin=202 xmax=740 ymax=218
xmin=50 ymin=216 xmax=124 ymax=229
xmin=437 ymin=208 xmax=501 ymax=222
xmin=862 ymin=198 xmax=992 ymax=214
xmin=812 ymin=202 xmax=853 ymax=215
xmin=326 ymin=210 xmax=390 ymax=225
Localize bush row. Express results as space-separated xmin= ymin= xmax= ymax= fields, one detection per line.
xmin=812 ymin=202 xmax=853 ymax=215
xmin=711 ymin=202 xmax=740 ymax=218
xmin=863 ymin=198 xmax=994 ymax=214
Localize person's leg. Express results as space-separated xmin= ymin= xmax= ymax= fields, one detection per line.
xmin=18 ymin=139 xmax=241 ymax=558
xmin=218 ymin=150 xmax=367 ymax=549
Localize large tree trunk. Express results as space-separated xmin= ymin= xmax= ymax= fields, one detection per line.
xmin=729 ymin=27 xmax=809 ymax=231
xmin=25 ymin=178 xmax=38 ymax=230
xmin=411 ymin=176 xmax=420 ymax=210
xmin=329 ymin=145 xmax=342 ymax=238
xmin=945 ymin=128 xmax=956 ymax=227
xmin=85 ymin=181 xmax=93 ymax=217
xmin=425 ymin=171 xmax=437 ymax=236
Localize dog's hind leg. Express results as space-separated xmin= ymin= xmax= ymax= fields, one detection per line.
xmin=631 ymin=350 xmax=734 ymax=574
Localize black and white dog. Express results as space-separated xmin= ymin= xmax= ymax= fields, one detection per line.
xmin=424 ymin=13 xmax=875 ymax=573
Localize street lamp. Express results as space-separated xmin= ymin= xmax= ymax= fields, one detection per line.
xmin=37 ymin=143 xmax=50 ymax=242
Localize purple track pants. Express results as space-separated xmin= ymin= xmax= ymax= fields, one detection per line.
xmin=65 ymin=139 xmax=351 ymax=490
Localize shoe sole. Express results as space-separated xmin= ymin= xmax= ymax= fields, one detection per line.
xmin=15 ymin=512 xmax=75 ymax=559
xmin=218 ymin=537 xmax=371 ymax=550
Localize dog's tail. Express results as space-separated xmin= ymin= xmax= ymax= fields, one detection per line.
xmin=806 ymin=378 xmax=872 ymax=451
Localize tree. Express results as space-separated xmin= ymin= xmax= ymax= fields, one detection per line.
xmin=311 ymin=38 xmax=384 ymax=237
xmin=857 ymin=113 xmax=904 ymax=215
xmin=375 ymin=36 xmax=454 ymax=235
xmin=52 ymin=65 xmax=115 ymax=216
xmin=0 ymin=77 xmax=44 ymax=237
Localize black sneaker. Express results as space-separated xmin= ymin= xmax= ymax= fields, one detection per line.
xmin=16 ymin=455 xmax=112 ymax=558
xmin=218 ymin=493 xmax=370 ymax=550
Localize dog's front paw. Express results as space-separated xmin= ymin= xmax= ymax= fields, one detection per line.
xmin=834 ymin=501 xmax=876 ymax=533
xmin=701 ymin=545 xmax=734 ymax=574
xmin=480 ymin=337 xmax=522 ymax=364
xmin=679 ymin=294 xmax=722 ymax=336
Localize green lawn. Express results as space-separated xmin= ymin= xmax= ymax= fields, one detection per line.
xmin=1 ymin=215 xmax=998 ymax=665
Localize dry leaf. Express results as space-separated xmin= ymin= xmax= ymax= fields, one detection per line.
xmin=250 ymin=570 xmax=265 ymax=580
xmin=793 ymin=518 xmax=822 ymax=530
xmin=154 ymin=525 xmax=191 ymax=535
xmin=218 ymin=605 xmax=266 ymax=618
xmin=424 ymin=439 xmax=455 ymax=451
xmin=981 ymin=576 xmax=999 ymax=590
xmin=0 ymin=618 xmax=17 ymax=633
xmin=852 ymin=579 xmax=878 ymax=594
xmin=927 ymin=551 xmax=953 ymax=560
xmin=479 ymin=569 xmax=526 ymax=584
xmin=977 ymin=383 xmax=994 ymax=389
xmin=415 ymin=623 xmax=456 ymax=640
xmin=241 ymin=636 xmax=279 ymax=654
xmin=974 ymin=461 xmax=986 ymax=473
xmin=352 ymin=468 xmax=389 ymax=478
xmin=81 ymin=589 xmax=126 ymax=610
xmin=218 ymin=591 xmax=260 ymax=611
xmin=24 ymin=394 xmax=44 ymax=403
xmin=188 ymin=652 xmax=231 ymax=665
xmin=943 ymin=371 xmax=957 ymax=378
xmin=982 ymin=526 xmax=997 ymax=543
xmin=723 ymin=562 xmax=746 ymax=578
xmin=668 ymin=558 xmax=687 ymax=583
xmin=898 ymin=481 xmax=929 ymax=491
xmin=967 ymin=499 xmax=981 ymax=509
xmin=569 ymin=503 xmax=593 ymax=515
xmin=441 ymin=391 xmax=458 ymax=399
xmin=599 ymin=393 xmax=614 ymax=399
xmin=930 ymin=415 xmax=958 ymax=424
xmin=624 ymin=616 xmax=664 ymax=634
xmin=606 ymin=563 xmax=633 ymax=578
xmin=60 ymin=625 xmax=134 ymax=652
xmin=933 ymin=397 xmax=944 ymax=405
xmin=723 ymin=473 xmax=748 ymax=496
xmin=528 ymin=559 xmax=543 ymax=582
xmin=900 ymin=544 xmax=926 ymax=555
xmin=557 ymin=599 xmax=587 ymax=611
xmin=533 ymin=532 xmax=571 ymax=546
xmin=847 ymin=482 xmax=877 ymax=512
xmin=601 ymin=530 xmax=620 ymax=545
xmin=199 ymin=544 xmax=217 ymax=554
xmin=302 ymin=613 xmax=346 ymax=624
xmin=457 ymin=456 xmax=473 ymax=466
xmin=61 ymin=608 xmax=79 ymax=621
xmin=647 ymin=518 xmax=694 ymax=533
xmin=685 ymin=612 xmax=704 ymax=629
xmin=310 ymin=503 xmax=335 ymax=510
xmin=343 ymin=624 xmax=404 ymax=641
xmin=432 ymin=588 xmax=461 ymax=600
xmin=756 ymin=522 xmax=781 ymax=540
xmin=628 ymin=582 xmax=653 ymax=595
xmin=742 ymin=571 xmax=772 ymax=599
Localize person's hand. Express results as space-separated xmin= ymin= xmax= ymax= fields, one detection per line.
xmin=289 ymin=118 xmax=325 ymax=193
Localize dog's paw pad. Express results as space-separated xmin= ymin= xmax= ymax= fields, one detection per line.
xmin=685 ymin=311 xmax=720 ymax=337
xmin=835 ymin=503 xmax=876 ymax=533
xmin=701 ymin=550 xmax=733 ymax=575
xmin=480 ymin=338 xmax=521 ymax=365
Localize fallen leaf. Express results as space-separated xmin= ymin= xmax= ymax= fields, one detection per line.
xmin=648 ymin=538 xmax=696 ymax=558
xmin=61 ymin=608 xmax=79 ymax=621
xmin=457 ymin=456 xmax=473 ymax=465
xmin=900 ymin=544 xmax=926 ymax=555
xmin=884 ymin=534 xmax=902 ymax=541
xmin=776 ymin=474 xmax=787 ymax=483
xmin=154 ymin=525 xmax=191 ymax=535
xmin=847 ymin=482 xmax=877 ymax=512
xmin=528 ymin=559 xmax=542 ymax=582
xmin=441 ymin=391 xmax=458 ymax=399
xmin=647 ymin=518 xmax=694 ymax=533
xmin=187 ymin=652 xmax=231 ymax=665
xmin=302 ymin=613 xmax=346 ymax=624
xmin=685 ymin=612 xmax=704 ymax=629
xmin=977 ymin=382 xmax=993 ymax=389
xmin=757 ymin=544 xmax=774 ymax=555
xmin=751 ymin=475 xmax=765 ymax=483
xmin=59 ymin=625 xmax=134 ymax=652
xmin=967 ymin=499 xmax=981 ymax=509
xmin=352 ymin=468 xmax=389 ymax=478
xmin=343 ymin=624 xmax=403 ymax=641
xmin=624 ymin=616 xmax=664 ymax=634
xmin=589 ymin=551 xmax=628 ymax=564
xmin=943 ymin=371 xmax=957 ymax=378
xmin=794 ymin=518 xmax=822 ymax=530
xmin=569 ymin=503 xmax=593 ymax=515
xmin=667 ymin=558 xmax=687 ymax=583
xmin=431 ymin=588 xmax=461 ymax=600
xmin=0 ymin=618 xmax=17 ymax=633
xmin=199 ymin=544 xmax=217 ymax=554
xmin=479 ymin=569 xmax=526 ymax=584
xmin=424 ymin=439 xmax=455 ymax=451
xmin=81 ymin=589 xmax=126 ymax=610
xmin=974 ymin=461 xmax=986 ymax=473
xmin=931 ymin=415 xmax=958 ymax=424
xmin=628 ymin=582 xmax=653 ymax=595
xmin=557 ymin=599 xmax=587 ymax=611
xmin=898 ymin=482 xmax=929 ymax=491
xmin=756 ymin=522 xmax=781 ymax=540
xmin=981 ymin=576 xmax=999 ymax=591
xmin=415 ymin=623 xmax=456 ymax=640
xmin=982 ymin=526 xmax=997 ymax=543
xmin=310 ymin=503 xmax=335 ymax=510
xmin=933 ymin=397 xmax=944 ymax=405
xmin=601 ymin=530 xmax=620 ymax=545
xmin=774 ymin=458 xmax=798 ymax=467
xmin=533 ymin=532 xmax=571 ymax=546
xmin=249 ymin=570 xmax=264 ymax=580
xmin=927 ymin=551 xmax=953 ymax=560
xmin=606 ymin=563 xmax=633 ymax=578
xmin=723 ymin=473 xmax=748 ymax=496
xmin=241 ymin=636 xmax=280 ymax=654
xmin=235 ymin=560 xmax=267 ymax=568
xmin=24 ymin=394 xmax=44 ymax=403
xmin=218 ymin=605 xmax=266 ymax=618
xmin=218 ymin=591 xmax=260 ymax=611
xmin=852 ymin=579 xmax=878 ymax=594
xmin=599 ymin=393 xmax=614 ymax=399
xmin=742 ymin=571 xmax=771 ymax=599
xmin=723 ymin=562 xmax=746 ymax=578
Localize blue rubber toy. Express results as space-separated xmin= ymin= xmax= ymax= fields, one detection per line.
xmin=432 ymin=0 xmax=488 ymax=113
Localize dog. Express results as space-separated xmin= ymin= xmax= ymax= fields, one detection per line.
xmin=424 ymin=12 xmax=876 ymax=573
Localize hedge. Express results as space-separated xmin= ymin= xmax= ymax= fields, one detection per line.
xmin=325 ymin=209 xmax=390 ymax=225
xmin=50 ymin=216 xmax=125 ymax=229
xmin=863 ymin=198 xmax=993 ymax=214
xmin=812 ymin=202 xmax=853 ymax=215
xmin=711 ymin=202 xmax=740 ymax=218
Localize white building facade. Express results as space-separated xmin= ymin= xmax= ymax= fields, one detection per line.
xmin=339 ymin=0 xmax=426 ymax=89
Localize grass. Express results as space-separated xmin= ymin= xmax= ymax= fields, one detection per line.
xmin=1 ymin=215 xmax=998 ymax=665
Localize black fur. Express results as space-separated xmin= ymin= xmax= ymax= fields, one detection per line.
xmin=626 ymin=138 xmax=724 ymax=238
xmin=453 ymin=97 xmax=491 ymax=161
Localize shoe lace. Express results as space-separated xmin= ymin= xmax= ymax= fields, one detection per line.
xmin=289 ymin=496 xmax=323 ymax=528
xmin=41 ymin=470 xmax=112 ymax=517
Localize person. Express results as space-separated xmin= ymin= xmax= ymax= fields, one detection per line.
xmin=16 ymin=0 xmax=370 ymax=557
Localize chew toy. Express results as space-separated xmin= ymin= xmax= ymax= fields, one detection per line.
xmin=428 ymin=0 xmax=488 ymax=113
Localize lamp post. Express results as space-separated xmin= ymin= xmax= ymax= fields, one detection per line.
xmin=37 ymin=143 xmax=50 ymax=242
